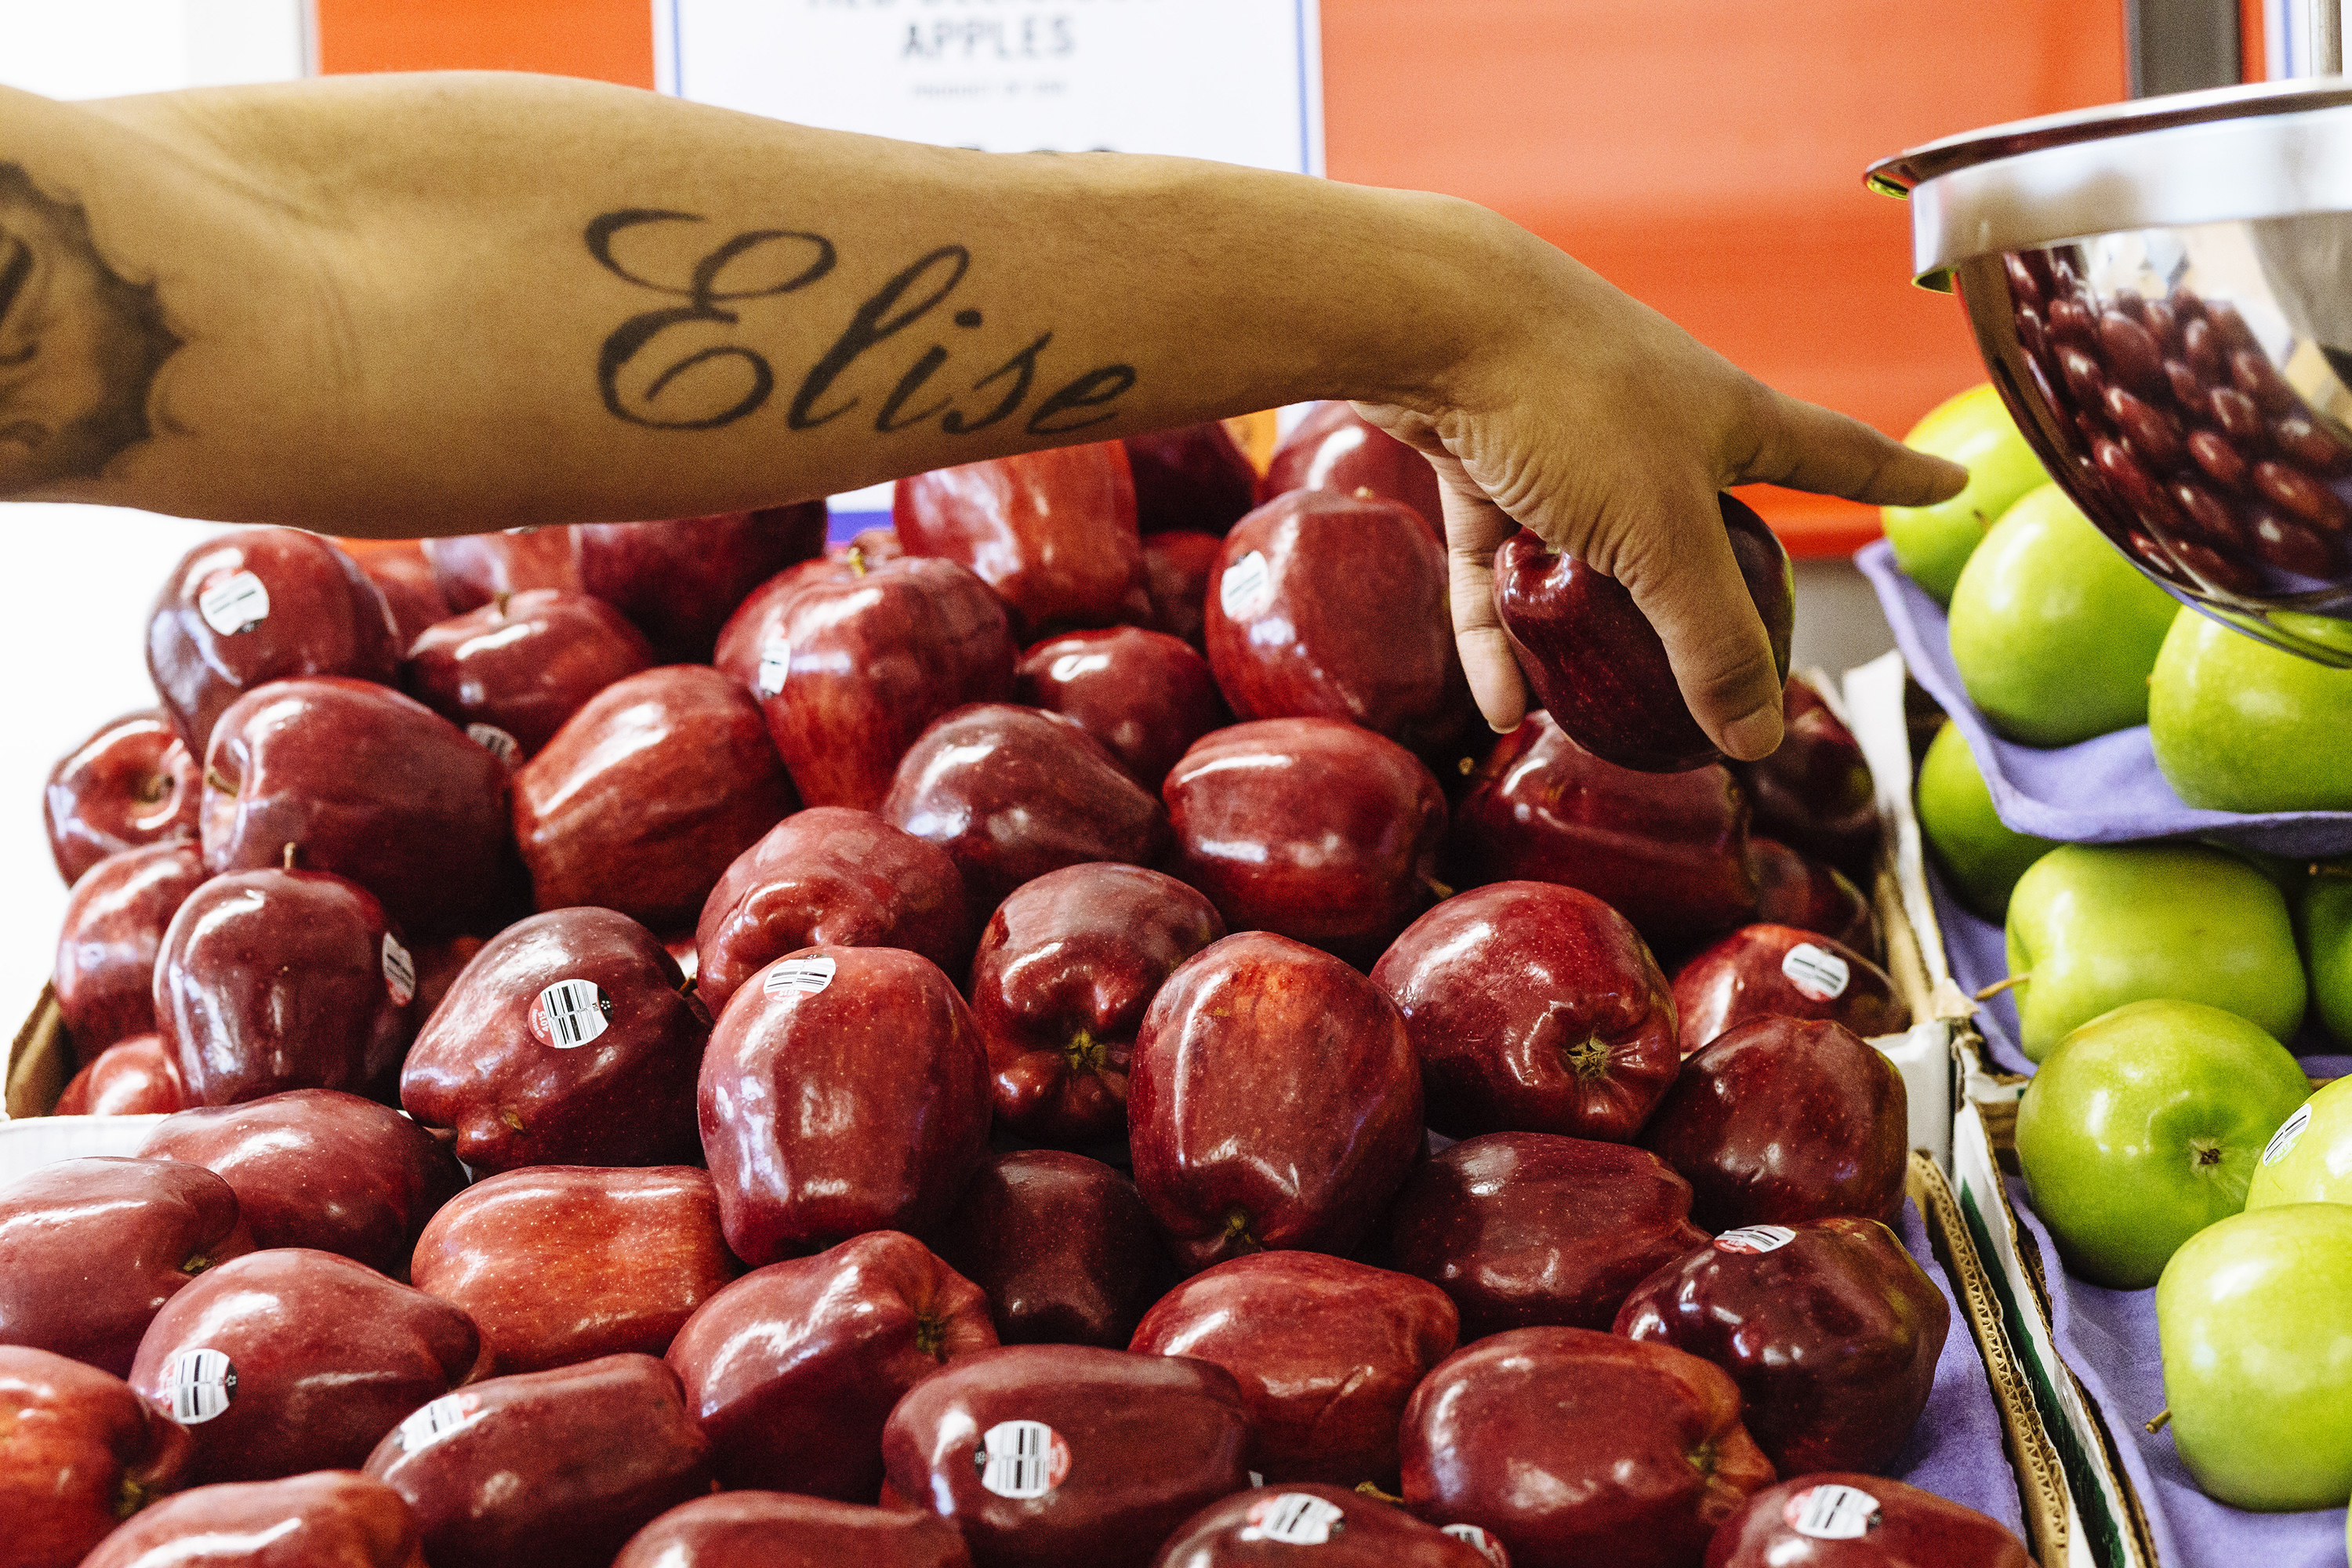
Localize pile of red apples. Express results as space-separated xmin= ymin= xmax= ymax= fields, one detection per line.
xmin=9 ymin=406 xmax=2025 ymax=1568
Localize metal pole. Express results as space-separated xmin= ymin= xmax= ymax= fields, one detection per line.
xmin=2126 ymin=0 xmax=2245 ymax=95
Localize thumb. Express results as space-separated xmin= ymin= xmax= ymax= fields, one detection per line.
xmin=1613 ymin=488 xmax=1785 ymax=761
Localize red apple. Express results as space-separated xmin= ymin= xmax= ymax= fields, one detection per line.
xmin=129 ymin=1248 xmax=479 ymax=1483
xmin=402 ymin=589 xmax=655 ymax=760
xmin=147 ymin=528 xmax=402 ymax=754
xmin=1154 ymin=1484 xmax=1494 ymax=1567
xmin=1261 ymin=401 xmax=1443 ymax=539
xmin=1490 ymin=498 xmax=1794 ymax=773
xmin=1129 ymin=931 xmax=1423 ymax=1272
xmin=400 ymin=907 xmax=708 ymax=1173
xmin=362 ymin=1352 xmax=713 ymax=1568
xmin=1671 ymin=926 xmax=1910 ymax=1057
xmin=1730 ymin=675 xmax=1880 ymax=880
xmin=1748 ymin=837 xmax=1882 ymax=960
xmin=54 ymin=841 xmax=207 ymax=1060
xmin=1131 ymin=1253 xmax=1457 ymax=1486
xmin=699 ymin=946 xmax=990 ymax=1263
xmin=409 ymin=935 xmax=483 ymax=1020
xmin=422 ymin=527 xmax=584 ymax=611
xmin=1384 ymin=1132 xmax=1709 ymax=1341
xmin=138 ymin=1090 xmax=466 ymax=1277
xmin=693 ymin=807 xmax=971 ymax=1018
xmin=511 ymin=665 xmax=796 ymax=929
xmin=1126 ymin=422 xmax=1259 ymax=536
xmin=878 ymin=1343 xmax=1250 ymax=1568
xmin=1372 ymin=881 xmax=1679 ymax=1143
xmin=1615 ymin=1218 xmax=1951 ymax=1476
xmin=411 ymin=1165 xmax=741 ymax=1374
xmin=714 ymin=554 xmax=1014 ymax=811
xmin=613 ymin=1493 xmax=975 ymax=1568
xmin=78 ymin=1471 xmax=424 ymax=1568
xmin=967 ymin=862 xmax=1225 ymax=1146
xmin=1163 ymin=719 xmax=1446 ymax=967
xmin=1014 ymin=627 xmax=1230 ymax=791
xmin=666 ymin=1229 xmax=997 ymax=1499
xmin=0 ymin=1345 xmax=191 ymax=1568
xmin=1639 ymin=1017 xmax=1908 ymax=1232
xmin=1142 ymin=531 xmax=1222 ymax=648
xmin=45 ymin=711 xmax=199 ymax=885
xmin=895 ymin=443 xmax=1151 ymax=635
xmin=939 ymin=1151 xmax=1165 ymax=1348
xmin=882 ymin=703 xmax=1171 ymax=911
xmin=56 ymin=1033 xmax=189 ymax=1116
xmin=575 ymin=504 xmax=828 ymax=662
xmin=360 ymin=543 xmax=452 ymax=649
xmin=1704 ymin=1475 xmax=2030 ymax=1568
xmin=0 ymin=1158 xmax=253 ymax=1376
xmin=1400 ymin=1327 xmax=1774 ymax=1568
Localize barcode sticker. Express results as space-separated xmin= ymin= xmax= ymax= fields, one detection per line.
xmin=162 ymin=1348 xmax=236 ymax=1425
xmin=198 ymin=572 xmax=271 ymax=636
xmin=392 ymin=1392 xmax=482 ymax=1454
xmin=1780 ymin=942 xmax=1851 ymax=1002
xmin=1715 ymin=1225 xmax=1798 ymax=1255
xmin=1786 ymin=1483 xmax=1879 ymax=1540
xmin=466 ymin=724 xmax=521 ymax=768
xmin=528 ymin=978 xmax=611 ymax=1049
xmin=975 ymin=1419 xmax=1069 ymax=1499
xmin=1441 ymin=1524 xmax=1511 ymax=1566
xmin=763 ymin=956 xmax=837 ymax=1000
xmin=2264 ymin=1103 xmax=2314 ymax=1167
xmin=1219 ymin=550 xmax=1273 ymax=619
xmin=1238 ymin=1493 xmax=1345 ymax=1544
xmin=756 ymin=638 xmax=791 ymax=698
xmin=382 ymin=934 xmax=417 ymax=1007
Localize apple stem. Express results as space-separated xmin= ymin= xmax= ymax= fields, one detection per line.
xmin=847 ymin=546 xmax=866 ymax=577
xmin=281 ymin=843 xmax=297 ymax=871
xmin=494 ymin=590 xmax=510 ymax=619
xmin=2316 ymin=862 xmax=2351 ymax=882
xmin=1425 ymin=876 xmax=1456 ymax=901
xmin=676 ymin=975 xmax=698 ymax=999
xmin=2145 ymin=1407 xmax=2171 ymax=1434
xmin=1975 ymin=973 xmax=2029 ymax=1001
xmin=180 ymin=1253 xmax=212 ymax=1276
xmin=1222 ymin=1206 xmax=1261 ymax=1254
xmin=136 ymin=772 xmax=171 ymax=806
xmin=205 ymin=767 xmax=236 ymax=795
xmin=1353 ymin=1482 xmax=1405 ymax=1504
xmin=114 ymin=1476 xmax=148 ymax=1521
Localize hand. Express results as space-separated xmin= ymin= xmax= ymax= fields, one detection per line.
xmin=1359 ymin=235 xmax=1965 ymax=761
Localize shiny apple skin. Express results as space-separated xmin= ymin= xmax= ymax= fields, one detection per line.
xmin=1401 ymin=1327 xmax=1775 ymax=1568
xmin=1490 ymin=499 xmax=1794 ymax=773
xmin=1261 ymin=401 xmax=1444 ymax=539
xmin=1372 ymin=881 xmax=1679 ymax=1143
xmin=201 ymin=677 xmax=515 ymax=938
xmin=403 ymin=589 xmax=655 ymax=759
xmin=883 ymin=703 xmax=1172 ymax=911
xmin=401 ymin=907 xmax=708 ymax=1173
xmin=940 ymin=1151 xmax=1165 ymax=1348
xmin=1163 ymin=719 xmax=1447 ymax=967
xmin=361 ymin=546 xmax=452 ymax=649
xmin=45 ymin=710 xmax=200 ymax=885
xmin=54 ymin=841 xmax=208 ymax=1060
xmin=576 ymin=504 xmax=828 ymax=662
xmin=511 ymin=664 xmax=796 ymax=929
xmin=1450 ymin=711 xmax=1758 ymax=952
xmin=895 ymin=442 xmax=1151 ymax=636
xmin=1615 ymin=1218 xmax=1951 ymax=1476
xmin=56 ymin=1033 xmax=189 ymax=1116
xmin=362 ymin=1352 xmax=713 ymax=1568
xmin=666 ymin=1229 xmax=997 ymax=1498
xmin=0 ymin=1158 xmax=254 ymax=1376
xmin=715 ymin=554 xmax=1014 ymax=811
xmin=1131 ymin=1252 xmax=1457 ymax=1486
xmin=1142 ymin=531 xmax=1222 ymax=648
xmin=1014 ymin=627 xmax=1230 ymax=791
xmin=79 ymin=1471 xmax=426 ymax=1568
xmin=1153 ymin=1484 xmax=1494 ymax=1568
xmin=0 ymin=1345 xmax=192 ymax=1568
xmin=1126 ymin=422 xmax=1259 ymax=537
xmin=147 ymin=528 xmax=402 ymax=755
xmin=154 ymin=869 xmax=414 ymax=1106
xmin=614 ymin=1492 xmax=976 ymax=1568
xmin=1384 ymin=1132 xmax=1709 ymax=1341
xmin=968 ymin=863 xmax=1225 ymax=1146
xmin=129 ymin=1248 xmax=479 ymax=1484
xmin=879 ymin=1343 xmax=1251 ymax=1568
xmin=137 ymin=1091 xmax=465 ymax=1277
xmin=1671 ymin=926 xmax=1910 ymax=1057
xmin=1639 ymin=1017 xmax=1909 ymax=1232
xmin=699 ymin=945 xmax=991 ymax=1263
xmin=412 ymin=1166 xmax=740 ymax=1374
xmin=1703 ymin=1474 xmax=2031 ymax=1568
xmin=423 ymin=528 xmax=584 ymax=611
xmin=1748 ymin=837 xmax=1881 ymax=960
xmin=694 ymin=807 xmax=972 ymax=1018
xmin=1731 ymin=676 xmax=1880 ymax=880
xmin=1129 ymin=931 xmax=1423 ymax=1272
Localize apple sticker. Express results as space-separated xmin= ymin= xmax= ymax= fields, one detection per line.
xmin=1219 ymin=550 xmax=1273 ymax=620
xmin=764 ymin=955 xmax=837 ymax=1000
xmin=392 ymin=1391 xmax=484 ymax=1454
xmin=381 ymin=933 xmax=417 ymax=1007
xmin=528 ymin=978 xmax=612 ymax=1049
xmin=197 ymin=570 xmax=271 ymax=636
xmin=975 ymin=1418 xmax=1069 ymax=1499
xmin=1785 ymin=1482 xmax=1879 ymax=1540
xmin=161 ymin=1347 xmax=236 ymax=1424
xmin=756 ymin=637 xmax=791 ymax=699
xmin=1714 ymin=1225 xmax=1798 ymax=1254
xmin=2263 ymin=1103 xmax=2313 ymax=1167
xmin=466 ymin=723 xmax=521 ymax=768
xmin=1239 ymin=1493 xmax=1345 ymax=1544
xmin=1443 ymin=1523 xmax=1511 ymax=1566
xmin=1780 ymin=943 xmax=1852 ymax=1002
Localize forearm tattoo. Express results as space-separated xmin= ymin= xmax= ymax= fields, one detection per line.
xmin=588 ymin=209 xmax=1135 ymax=440
xmin=0 ymin=162 xmax=180 ymax=495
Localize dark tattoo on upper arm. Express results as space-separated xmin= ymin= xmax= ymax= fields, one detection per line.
xmin=0 ymin=162 xmax=180 ymax=495
xmin=587 ymin=209 xmax=1134 ymax=442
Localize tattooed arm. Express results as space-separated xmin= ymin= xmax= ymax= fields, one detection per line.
xmin=0 ymin=72 xmax=1958 ymax=753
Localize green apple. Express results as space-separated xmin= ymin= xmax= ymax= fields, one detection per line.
xmin=2148 ymin=608 xmax=2352 ymax=812
xmin=2303 ymin=866 xmax=2352 ymax=1047
xmin=1880 ymin=383 xmax=2049 ymax=605
xmin=2016 ymin=998 xmax=2310 ymax=1287
xmin=2246 ymin=1076 xmax=2350 ymax=1210
xmin=1947 ymin=485 xmax=2180 ymax=746
xmin=2157 ymin=1203 xmax=2352 ymax=1509
xmin=1914 ymin=720 xmax=2062 ymax=922
xmin=2005 ymin=843 xmax=2307 ymax=1061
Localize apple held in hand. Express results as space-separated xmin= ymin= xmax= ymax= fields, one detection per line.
xmin=1671 ymin=926 xmax=1908 ymax=1057
xmin=612 ymin=1493 xmax=975 ymax=1568
xmin=575 ymin=504 xmax=827 ymax=663
xmin=940 ymin=1151 xmax=1165 ymax=1348
xmin=1913 ymin=721 xmax=2060 ymax=924
xmin=56 ymin=1033 xmax=188 ymax=1116
xmin=1125 ymin=421 xmax=1258 ymax=536
xmin=403 ymin=588 xmax=655 ymax=760
xmin=896 ymin=443 xmax=1151 ymax=635
xmin=55 ymin=840 xmax=208 ymax=1059
xmin=1261 ymin=401 xmax=1444 ymax=538
xmin=1704 ymin=1473 xmax=2031 ymax=1568
xmin=1747 ymin=837 xmax=1880 ymax=960
xmin=79 ymin=1471 xmax=423 ymax=1568
xmin=2248 ymin=1075 xmax=2352 ymax=1207
xmin=1142 ymin=530 xmax=1222 ymax=648
xmin=1014 ymin=627 xmax=1229 ymax=791
xmin=0 ymin=1345 xmax=191 ymax=1568
xmin=45 ymin=710 xmax=199 ymax=885
xmin=2015 ymin=999 xmax=2310 ymax=1288
xmin=1730 ymin=676 xmax=1878 ymax=877
xmin=1155 ymin=1484 xmax=1494 ymax=1568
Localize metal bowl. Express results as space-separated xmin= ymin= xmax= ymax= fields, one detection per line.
xmin=1870 ymin=81 xmax=2352 ymax=666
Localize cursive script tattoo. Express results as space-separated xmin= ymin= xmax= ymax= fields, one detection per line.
xmin=0 ymin=162 xmax=180 ymax=495
xmin=588 ymin=209 xmax=1134 ymax=441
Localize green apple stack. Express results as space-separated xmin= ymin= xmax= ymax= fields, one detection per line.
xmin=1914 ymin=721 xmax=2060 ymax=922
xmin=1882 ymin=383 xmax=2049 ymax=606
xmin=2303 ymin=866 xmax=2352 ymax=1047
xmin=2246 ymin=1075 xmax=2352 ymax=1209
xmin=2148 ymin=610 xmax=2352 ymax=813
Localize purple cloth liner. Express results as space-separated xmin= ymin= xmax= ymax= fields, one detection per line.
xmin=825 ymin=504 xmax=891 ymax=547
xmin=1889 ymin=1194 xmax=2030 ymax=1536
xmin=1857 ymin=541 xmax=2352 ymax=860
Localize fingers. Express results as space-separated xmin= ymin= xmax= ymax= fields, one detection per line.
xmin=1736 ymin=382 xmax=1966 ymax=506
xmin=1438 ymin=475 xmax=1529 ymax=734
xmin=1613 ymin=488 xmax=1785 ymax=760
